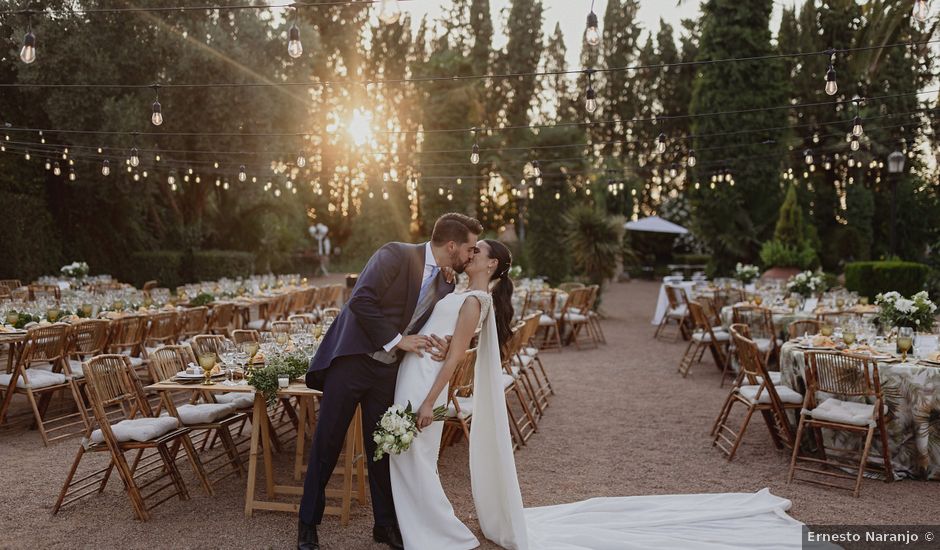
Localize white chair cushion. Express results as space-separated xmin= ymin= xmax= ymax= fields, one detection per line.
xmin=511 ymin=355 xmax=534 ymax=368
xmin=173 ymin=403 xmax=237 ymax=424
xmin=246 ymin=319 xmax=266 ymax=330
xmin=0 ymin=368 xmax=68 ymax=389
xmin=753 ymin=371 xmax=782 ymax=385
xmin=692 ymin=330 xmax=730 ymax=343
xmin=538 ymin=315 xmax=555 ymax=326
xmin=738 ymin=384 xmax=803 ymax=405
xmin=754 ymin=338 xmax=780 ymax=353
xmin=805 ymin=398 xmax=876 ymax=427
xmin=214 ymin=392 xmax=255 ymax=409
xmin=523 ymin=347 xmax=539 ymax=357
xmin=90 ymin=416 xmax=180 ymax=444
xmin=564 ymin=313 xmax=588 ymax=322
xmin=667 ymin=305 xmax=688 ymax=318
xmin=68 ymin=359 xmax=85 ymax=378
xmin=127 ymin=355 xmax=146 ymax=367
xmin=446 ymin=396 xmax=474 ymax=419
xmin=501 ymin=373 xmax=516 ymax=389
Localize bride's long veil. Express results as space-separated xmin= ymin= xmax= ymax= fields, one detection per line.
xmin=469 ymin=307 xmax=529 ymax=550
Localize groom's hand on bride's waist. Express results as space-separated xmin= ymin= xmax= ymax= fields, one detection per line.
xmin=395 ymin=334 xmax=432 ymax=357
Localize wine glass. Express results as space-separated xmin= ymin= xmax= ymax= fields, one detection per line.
xmin=219 ymin=341 xmax=238 ymax=383
xmin=842 ymin=327 xmax=856 ymax=347
xmin=787 ymin=297 xmax=799 ymax=312
xmin=859 ymin=296 xmax=869 ymax=306
xmin=275 ymin=331 xmax=289 ymax=349
xmin=835 ymin=296 xmax=846 ymax=309
xmin=753 ymin=295 xmax=763 ymax=306
xmin=198 ymin=352 xmax=217 ymax=385
xmin=898 ymin=327 xmax=914 ymax=362
xmin=820 ymin=323 xmax=833 ymax=337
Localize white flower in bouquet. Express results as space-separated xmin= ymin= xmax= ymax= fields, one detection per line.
xmin=786 ymin=270 xmax=823 ymax=298
xmin=371 ymin=401 xmax=448 ymax=461
xmin=876 ymin=290 xmax=937 ymax=331
xmin=734 ymin=263 xmax=760 ymax=284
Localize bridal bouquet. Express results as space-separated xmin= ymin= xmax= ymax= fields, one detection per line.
xmin=372 ymin=402 xmax=447 ymax=461
xmin=734 ymin=263 xmax=760 ymax=285
xmin=875 ymin=291 xmax=937 ymax=331
xmin=60 ymin=261 xmax=89 ymax=279
xmin=786 ymin=270 xmax=823 ymax=298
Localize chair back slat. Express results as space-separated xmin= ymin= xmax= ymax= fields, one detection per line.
xmin=148 ymin=345 xmax=189 ymax=383
xmin=232 ymin=329 xmax=260 ymax=345
xmin=191 ymin=334 xmax=225 ymax=357
xmin=106 ymin=316 xmax=148 ymax=355
xmin=145 ymin=311 xmax=180 ymax=345
xmin=178 ymin=307 xmax=209 ymax=338
xmin=22 ymin=323 xmax=71 ymax=366
xmin=207 ymin=303 xmax=235 ymax=334
xmin=806 ymin=351 xmax=877 ymax=398
xmin=788 ymin=319 xmax=821 ymax=340
xmin=69 ymin=319 xmax=111 ymax=357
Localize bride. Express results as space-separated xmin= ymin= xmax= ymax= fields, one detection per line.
xmin=390 ymin=240 xmax=804 ymax=550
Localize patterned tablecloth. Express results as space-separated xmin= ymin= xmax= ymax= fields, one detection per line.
xmin=779 ymin=342 xmax=940 ymax=480
xmin=720 ymin=307 xmax=816 ymax=340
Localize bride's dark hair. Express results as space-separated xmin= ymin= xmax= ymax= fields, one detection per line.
xmin=483 ymin=239 xmax=514 ymax=356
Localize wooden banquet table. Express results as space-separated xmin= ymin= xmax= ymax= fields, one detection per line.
xmin=145 ymin=378 xmax=366 ymax=522
xmin=779 ymin=341 xmax=940 ymax=480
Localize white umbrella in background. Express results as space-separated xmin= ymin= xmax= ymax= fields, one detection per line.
xmin=624 ymin=216 xmax=689 ymax=234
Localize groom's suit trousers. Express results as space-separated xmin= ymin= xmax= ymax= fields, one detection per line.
xmin=299 ymin=353 xmax=399 ymax=527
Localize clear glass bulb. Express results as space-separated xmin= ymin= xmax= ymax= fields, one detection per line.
xmin=20 ymin=31 xmax=36 ymax=64
xmin=288 ymin=24 xmax=303 ymax=58
xmin=24 ymin=151 xmax=30 ymax=160
xmin=850 ymin=137 xmax=860 ymax=151
xmin=656 ymin=134 xmax=667 ymax=155
xmin=101 ymin=160 xmax=110 ymax=176
xmin=687 ymin=153 xmax=697 ymax=167
xmin=824 ymin=66 xmax=838 ymax=96
xmin=470 ymin=152 xmax=480 ymax=165
xmin=130 ymin=148 xmax=140 ymax=167
xmin=69 ymin=169 xmax=76 ymax=182
xmin=297 ymin=154 xmax=306 ymax=168
xmin=804 ymin=150 xmax=813 ymax=165
xmin=378 ymin=0 xmax=402 ymax=24
xmin=585 ymin=11 xmax=600 ymax=46
xmin=53 ymin=162 xmax=61 ymax=176
xmin=151 ymin=101 xmax=163 ymax=126
xmin=536 ymin=176 xmax=543 ymax=187
xmin=669 ymin=167 xmax=678 ymax=178
xmin=848 ymin=156 xmax=856 ymax=167
xmin=238 ymin=166 xmax=247 ymax=182
xmin=914 ymin=0 xmax=929 ymax=23
xmin=168 ymin=174 xmax=176 ymax=185
xmin=585 ymin=88 xmax=597 ymax=113
xmin=851 ymin=117 xmax=863 ymax=137
xmin=44 ymin=160 xmax=51 ymax=170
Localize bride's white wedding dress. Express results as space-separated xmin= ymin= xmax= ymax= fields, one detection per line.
xmin=392 ymin=291 xmax=804 ymax=550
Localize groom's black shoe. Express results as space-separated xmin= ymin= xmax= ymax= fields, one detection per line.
xmin=297 ymin=519 xmax=319 ymax=550
xmin=372 ymin=525 xmax=404 ymax=550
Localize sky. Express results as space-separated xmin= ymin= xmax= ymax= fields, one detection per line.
xmin=403 ymin=0 xmax=802 ymax=68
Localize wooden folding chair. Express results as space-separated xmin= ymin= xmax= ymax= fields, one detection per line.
xmin=816 ymin=311 xmax=856 ymax=331
xmin=788 ymin=319 xmax=821 ymax=340
xmin=655 ymin=284 xmax=690 ymax=341
xmin=523 ymin=289 xmax=563 ymax=351
xmin=711 ymin=329 xmax=802 ymax=461
xmin=584 ymin=285 xmax=607 ymax=345
xmin=106 ymin=315 xmax=150 ymax=382
xmin=53 ymin=354 xmax=211 ymax=520
xmin=190 ymin=334 xmax=226 ymax=358
xmin=560 ymin=288 xmax=597 ymax=349
xmin=28 ymin=283 xmax=61 ymax=301
xmin=0 ymin=323 xmax=89 ymax=444
xmin=730 ymin=305 xmax=780 ymax=381
xmin=232 ymin=329 xmax=260 ymax=345
xmin=501 ymin=329 xmax=539 ymax=448
xmin=207 ymin=302 xmax=236 ymax=337
xmin=321 ymin=308 xmax=341 ymax=324
xmin=678 ymin=301 xmax=729 ymax=378
xmin=178 ymin=307 xmax=209 ymax=341
xmin=148 ymin=346 xmax=247 ymax=484
xmin=144 ymin=311 xmax=180 ymax=351
xmin=557 ymin=282 xmax=585 ymax=292
xmin=440 ymin=349 xmax=477 ymax=456
xmin=788 ymin=351 xmax=893 ymax=497
xmin=66 ymin=319 xmax=112 ymax=419
xmin=0 ymin=279 xmax=22 ymax=291
xmin=512 ymin=313 xmax=553 ymax=412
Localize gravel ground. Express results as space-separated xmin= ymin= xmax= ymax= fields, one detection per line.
xmin=1 ymin=279 xmax=938 ymax=550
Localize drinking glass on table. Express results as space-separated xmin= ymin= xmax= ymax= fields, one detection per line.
xmin=820 ymin=323 xmax=833 ymax=337
xmin=219 ymin=340 xmax=238 ymax=383
xmin=898 ymin=327 xmax=914 ymax=362
xmin=842 ymin=326 xmax=856 ymax=347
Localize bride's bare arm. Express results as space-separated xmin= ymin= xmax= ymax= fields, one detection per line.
xmin=416 ymin=296 xmax=483 ymax=430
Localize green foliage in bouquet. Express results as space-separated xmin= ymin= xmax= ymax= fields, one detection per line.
xmin=189 ymin=292 xmax=215 ymax=307
xmin=246 ymin=351 xmax=309 ymax=406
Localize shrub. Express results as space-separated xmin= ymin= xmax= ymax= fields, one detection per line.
xmin=563 ymin=205 xmax=621 ymax=286
xmin=191 ymin=250 xmax=255 ymax=282
xmin=759 ymin=239 xmax=817 ymax=269
xmin=844 ymin=261 xmax=930 ymax=300
xmin=759 ymin=185 xmax=818 ymax=268
xmin=126 ymin=250 xmax=254 ymax=289
xmin=127 ymin=251 xmax=184 ymax=288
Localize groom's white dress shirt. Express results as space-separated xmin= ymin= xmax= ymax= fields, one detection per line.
xmin=382 ymin=242 xmax=438 ymax=352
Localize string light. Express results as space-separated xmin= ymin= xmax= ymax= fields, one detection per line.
xmin=656 ymin=133 xmax=667 ymax=155
xmin=470 ymin=127 xmax=480 ymax=165
xmin=296 ymin=151 xmax=306 ymax=168
xmin=101 ymin=159 xmax=110 ymax=176
xmin=847 ymin=155 xmax=856 ymax=168
xmin=20 ymin=13 xmax=36 ymax=64
xmin=851 ymin=114 xmax=863 ymax=137
xmin=238 ymin=164 xmax=247 ymax=182
xmin=44 ymin=160 xmax=50 ymax=170
xmin=824 ymin=54 xmax=838 ymax=96
xmin=129 ymin=147 xmax=140 ymax=167
xmin=53 ymin=162 xmax=61 ymax=176
xmin=287 ymin=20 xmax=303 ymax=59
xmin=584 ymin=69 xmax=597 ymax=114
xmin=68 ymin=167 xmax=76 ymax=181
xmin=151 ymin=85 xmax=163 ymax=126
xmin=914 ymin=0 xmax=929 ymax=23
xmin=849 ymin=134 xmax=860 ymax=151
xmin=803 ymin=148 xmax=813 ymax=165
xmin=585 ymin=1 xmax=601 ymax=47
xmin=24 ymin=150 xmax=30 ymax=161
xmin=687 ymin=149 xmax=697 ymax=167
xmin=378 ymin=0 xmax=402 ymax=24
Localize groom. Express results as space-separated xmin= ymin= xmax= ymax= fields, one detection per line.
xmin=298 ymin=212 xmax=484 ymax=550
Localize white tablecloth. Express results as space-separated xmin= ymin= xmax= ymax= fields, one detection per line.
xmin=651 ymin=280 xmax=697 ymax=325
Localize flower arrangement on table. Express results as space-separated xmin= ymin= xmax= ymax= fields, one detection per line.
xmin=786 ymin=270 xmax=824 ymax=298
xmin=60 ymin=261 xmax=89 ymax=279
xmin=734 ymin=263 xmax=760 ymax=285
xmin=372 ymin=402 xmax=447 ymax=462
xmin=508 ymin=265 xmax=523 ymax=280
xmin=875 ymin=291 xmax=937 ymax=331
xmin=189 ymin=292 xmax=215 ymax=307
xmin=4 ymin=310 xmax=37 ymax=329
xmin=245 ymin=350 xmax=309 ymax=405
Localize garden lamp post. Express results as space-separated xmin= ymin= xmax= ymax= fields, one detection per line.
xmin=887 ymin=150 xmax=905 ymax=258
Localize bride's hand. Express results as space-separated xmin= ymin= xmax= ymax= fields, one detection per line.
xmin=428 ymin=334 xmax=451 ymax=361
xmin=416 ymin=402 xmax=434 ymax=431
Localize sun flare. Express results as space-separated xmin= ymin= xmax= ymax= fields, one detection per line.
xmin=348 ymin=109 xmax=373 ymax=147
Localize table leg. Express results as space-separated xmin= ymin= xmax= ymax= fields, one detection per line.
xmin=260 ymin=398 xmax=276 ymax=498
xmin=244 ymin=394 xmax=264 ymax=517
xmin=293 ymin=396 xmax=308 ymax=481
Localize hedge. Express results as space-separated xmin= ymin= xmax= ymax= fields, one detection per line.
xmin=844 ymin=261 xmax=930 ymax=300
xmin=126 ymin=250 xmax=255 ymax=289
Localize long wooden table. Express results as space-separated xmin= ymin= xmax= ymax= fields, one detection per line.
xmin=144 ymin=378 xmax=366 ymax=522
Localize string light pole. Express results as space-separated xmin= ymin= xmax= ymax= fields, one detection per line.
xmin=887 ymin=149 xmax=906 ymax=257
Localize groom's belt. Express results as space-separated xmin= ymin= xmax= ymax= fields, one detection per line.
xmin=368 ymin=349 xmax=401 ymax=364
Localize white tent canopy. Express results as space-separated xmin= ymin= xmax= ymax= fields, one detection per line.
xmin=624 ymin=216 xmax=689 ymax=235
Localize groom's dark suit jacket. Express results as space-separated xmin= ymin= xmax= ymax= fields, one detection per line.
xmin=305 ymin=242 xmax=454 ymax=390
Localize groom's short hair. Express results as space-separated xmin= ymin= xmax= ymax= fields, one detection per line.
xmin=431 ymin=213 xmax=483 ymax=245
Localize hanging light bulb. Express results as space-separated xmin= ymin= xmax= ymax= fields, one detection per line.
xmin=238 ymin=165 xmax=247 ymax=182
xmin=824 ymin=158 xmax=832 ymax=170
xmin=656 ymin=133 xmax=667 ymax=155
xmin=469 ymin=143 xmax=480 ymax=165
xmin=53 ymin=162 xmax=61 ymax=176
xmin=68 ymin=168 xmax=76 ymax=182
xmin=297 ymin=152 xmax=307 ymax=168
xmin=101 ymin=159 xmax=110 ymax=176
xmin=24 ymin=151 xmax=30 ymax=161
xmin=850 ymin=135 xmax=860 ymax=151
xmin=824 ymin=63 xmax=838 ymax=96
xmin=44 ymin=160 xmax=51 ymax=170
xmin=803 ymin=149 xmax=814 ymax=165
xmin=584 ymin=70 xmax=597 ymax=113
xmin=851 ymin=115 xmax=863 ymax=137
xmin=687 ymin=150 xmax=697 ymax=167
xmin=669 ymin=164 xmax=678 ymax=178
xmin=914 ymin=0 xmax=929 ymax=23
xmin=585 ymin=6 xmax=601 ymax=47
xmin=378 ymin=0 xmax=402 ymax=24
xmin=130 ymin=147 xmax=140 ymax=167
xmin=847 ymin=155 xmax=856 ymax=168
xmin=168 ymin=173 xmax=176 ymax=185
xmin=151 ymin=85 xmax=163 ymax=126
xmin=532 ymin=160 xmax=542 ymax=178
xmin=287 ymin=22 xmax=303 ymax=58
xmin=20 ymin=19 xmax=36 ymax=64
